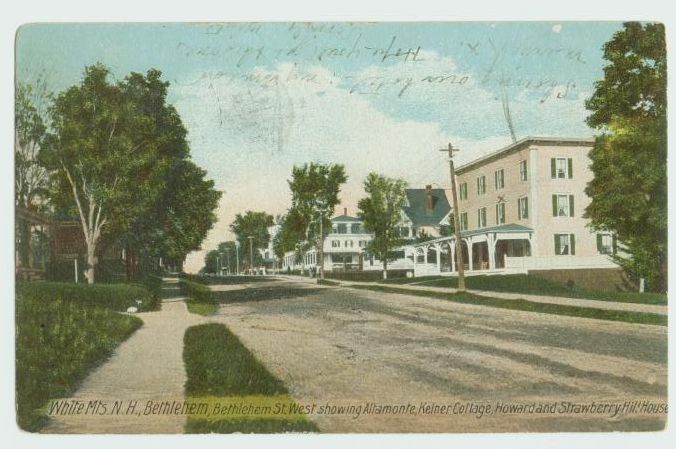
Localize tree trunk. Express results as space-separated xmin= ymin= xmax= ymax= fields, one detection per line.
xmin=85 ymin=243 xmax=97 ymax=284
xmin=382 ymin=247 xmax=388 ymax=280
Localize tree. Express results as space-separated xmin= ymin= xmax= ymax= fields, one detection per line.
xmin=41 ymin=64 xmax=221 ymax=283
xmin=357 ymin=173 xmax=408 ymax=280
xmin=584 ymin=22 xmax=667 ymax=292
xmin=15 ymin=82 xmax=50 ymax=267
xmin=150 ymin=160 xmax=221 ymax=272
xmin=287 ymin=162 xmax=347 ymax=277
xmin=229 ymin=211 xmax=274 ymax=271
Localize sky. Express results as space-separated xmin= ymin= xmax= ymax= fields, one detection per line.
xmin=15 ymin=22 xmax=623 ymax=272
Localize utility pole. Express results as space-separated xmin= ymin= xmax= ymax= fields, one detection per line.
xmin=248 ymin=236 xmax=255 ymax=275
xmin=318 ymin=212 xmax=325 ymax=281
xmin=225 ymin=248 xmax=230 ymax=275
xmin=216 ymin=255 xmax=220 ymax=276
xmin=440 ymin=142 xmax=466 ymax=291
xmin=235 ymin=241 xmax=240 ymax=275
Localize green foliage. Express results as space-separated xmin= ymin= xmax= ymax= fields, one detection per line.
xmin=229 ymin=211 xmax=274 ymax=268
xmin=357 ymin=173 xmax=408 ymax=276
xmin=203 ymin=241 xmax=238 ymax=274
xmin=584 ymin=22 xmax=667 ymax=292
xmin=179 ymin=279 xmax=215 ymax=303
xmin=40 ymin=63 xmax=220 ymax=282
xmin=15 ymin=283 xmax=143 ymax=431
xmin=16 ymin=281 xmax=159 ymax=312
xmin=286 ymin=162 xmax=348 ymax=257
xmin=383 ymin=274 xmax=667 ymax=305
xmin=273 ymin=208 xmax=307 ymax=259
xmin=353 ymin=285 xmax=667 ymax=326
xmin=183 ymin=323 xmax=318 ymax=433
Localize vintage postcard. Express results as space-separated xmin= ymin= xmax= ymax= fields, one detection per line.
xmin=14 ymin=21 xmax=667 ymax=436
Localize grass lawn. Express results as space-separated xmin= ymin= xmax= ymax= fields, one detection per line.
xmin=16 ymin=282 xmax=145 ymax=431
xmin=183 ymin=323 xmax=318 ymax=433
xmin=352 ymin=285 xmax=667 ymax=327
xmin=382 ymin=274 xmax=667 ymax=305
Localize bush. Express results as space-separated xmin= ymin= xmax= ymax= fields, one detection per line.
xmin=15 ymin=283 xmax=143 ymax=431
xmin=179 ymin=279 xmax=214 ymax=303
xmin=16 ymin=281 xmax=158 ymax=312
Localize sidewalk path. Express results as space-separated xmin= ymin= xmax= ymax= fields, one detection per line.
xmin=332 ymin=280 xmax=667 ymax=316
xmin=43 ymin=277 xmax=205 ymax=434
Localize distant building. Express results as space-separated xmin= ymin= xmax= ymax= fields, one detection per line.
xmin=409 ymin=137 xmax=619 ymax=278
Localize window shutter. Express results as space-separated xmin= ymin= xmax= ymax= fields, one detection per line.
xmin=551 ymin=158 xmax=556 ymax=178
xmin=596 ymin=234 xmax=603 ymax=252
xmin=554 ymin=235 xmax=561 ymax=254
xmin=568 ymin=158 xmax=573 ymax=178
xmin=494 ymin=171 xmax=498 ymax=189
xmin=552 ymin=195 xmax=557 ymax=216
xmin=496 ymin=204 xmax=499 ymax=223
xmin=524 ymin=198 xmax=529 ymax=218
xmin=569 ymin=195 xmax=575 ymax=217
xmin=612 ymin=234 xmax=617 ymax=254
xmin=570 ymin=234 xmax=576 ymax=255
xmin=517 ymin=199 xmax=521 ymax=220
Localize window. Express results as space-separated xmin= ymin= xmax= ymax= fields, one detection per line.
xmin=554 ymin=234 xmax=576 ymax=255
xmin=495 ymin=203 xmax=505 ymax=224
xmin=476 ymin=176 xmax=486 ymax=195
xmin=351 ymin=223 xmax=361 ymax=234
xmin=347 ymin=240 xmax=354 ymax=248
xmin=459 ymin=182 xmax=468 ymax=200
xmin=519 ymin=160 xmax=528 ymax=181
xmin=331 ymin=240 xmax=340 ymax=248
xmin=359 ymin=240 xmax=366 ymax=248
xmin=494 ymin=169 xmax=505 ymax=190
xmin=477 ymin=207 xmax=487 ymax=228
xmin=460 ymin=212 xmax=468 ymax=231
xmin=597 ymin=233 xmax=616 ymax=255
xmin=552 ymin=194 xmax=575 ymax=217
xmin=518 ymin=196 xmax=529 ymax=219
xmin=551 ymin=157 xmax=573 ymax=179
xmin=337 ymin=224 xmax=347 ymax=234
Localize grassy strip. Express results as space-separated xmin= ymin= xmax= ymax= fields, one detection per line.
xmin=317 ymin=279 xmax=340 ymax=286
xmin=183 ymin=323 xmax=318 ymax=433
xmin=180 ymin=279 xmax=219 ymax=315
xmin=353 ymin=285 xmax=667 ymax=326
xmin=16 ymin=281 xmax=159 ymax=312
xmin=382 ymin=274 xmax=667 ymax=305
xmin=186 ymin=301 xmax=219 ymax=316
xmin=16 ymin=284 xmax=143 ymax=431
xmin=180 ymin=273 xmax=279 ymax=285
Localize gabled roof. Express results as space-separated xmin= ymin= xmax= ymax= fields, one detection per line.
xmin=403 ymin=188 xmax=451 ymax=226
xmin=331 ymin=215 xmax=361 ymax=223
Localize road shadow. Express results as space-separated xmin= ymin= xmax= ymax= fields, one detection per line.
xmin=212 ymin=286 xmax=325 ymax=304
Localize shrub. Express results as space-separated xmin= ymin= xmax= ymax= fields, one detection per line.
xmin=16 ymin=281 xmax=158 ymax=312
xmin=15 ymin=284 xmax=143 ymax=431
xmin=179 ymin=279 xmax=214 ymax=303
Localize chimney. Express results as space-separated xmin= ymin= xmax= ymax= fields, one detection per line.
xmin=424 ymin=185 xmax=433 ymax=213
xmin=343 ymin=207 xmax=347 ymax=216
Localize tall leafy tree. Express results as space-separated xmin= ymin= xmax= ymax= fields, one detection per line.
xmin=584 ymin=22 xmax=667 ymax=291
xmin=358 ymin=173 xmax=408 ymax=280
xmin=15 ymin=82 xmax=50 ymax=266
xmin=229 ymin=211 xmax=274 ymax=270
xmin=287 ymin=162 xmax=347 ymax=276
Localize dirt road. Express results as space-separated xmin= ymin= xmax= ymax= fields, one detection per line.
xmin=210 ymin=278 xmax=667 ymax=433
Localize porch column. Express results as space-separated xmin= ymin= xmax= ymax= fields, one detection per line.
xmin=423 ymin=248 xmax=428 ymax=265
xmin=449 ymin=242 xmax=455 ymax=272
xmin=466 ymin=239 xmax=473 ymax=272
xmin=434 ymin=243 xmax=441 ymax=274
xmin=487 ymin=235 xmax=496 ymax=270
